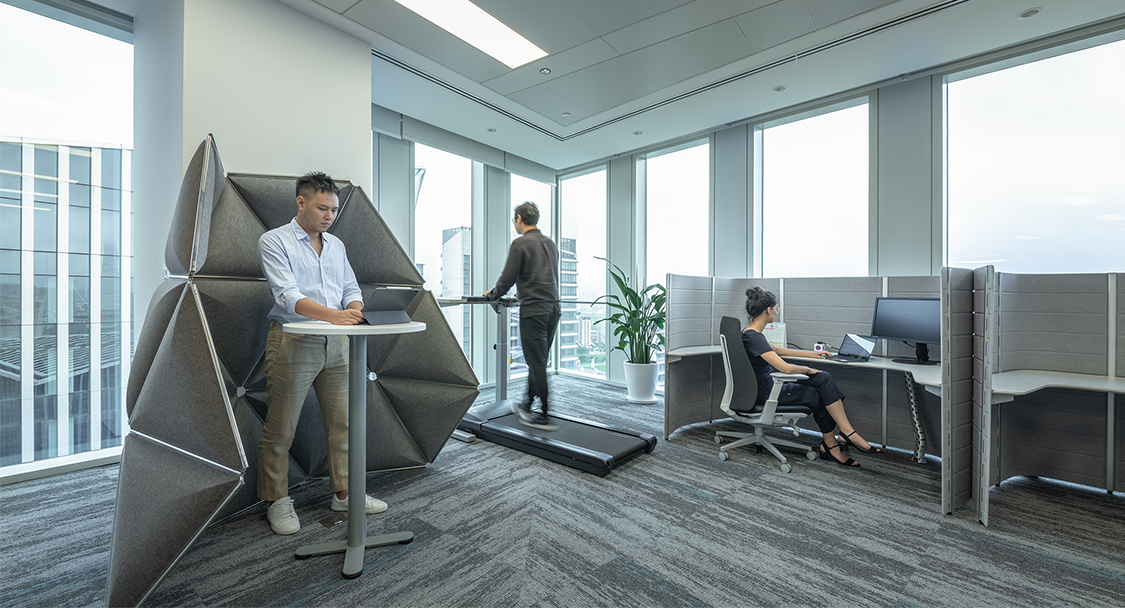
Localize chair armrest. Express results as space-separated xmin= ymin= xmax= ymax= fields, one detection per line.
xmin=770 ymin=373 xmax=808 ymax=382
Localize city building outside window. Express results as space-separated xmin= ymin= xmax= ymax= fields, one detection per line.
xmin=0 ymin=4 xmax=133 ymax=473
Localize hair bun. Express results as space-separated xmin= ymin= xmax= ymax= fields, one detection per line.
xmin=746 ymin=287 xmax=762 ymax=298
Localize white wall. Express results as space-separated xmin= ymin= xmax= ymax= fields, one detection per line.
xmin=133 ymin=0 xmax=372 ymax=339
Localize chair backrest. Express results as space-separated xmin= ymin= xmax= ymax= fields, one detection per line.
xmin=718 ymin=316 xmax=759 ymax=414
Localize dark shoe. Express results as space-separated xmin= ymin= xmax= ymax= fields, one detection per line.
xmin=820 ymin=442 xmax=860 ymax=467
xmin=511 ymin=399 xmax=534 ymax=423
xmin=840 ymin=430 xmax=884 ymax=454
xmin=522 ymin=411 xmax=558 ymax=431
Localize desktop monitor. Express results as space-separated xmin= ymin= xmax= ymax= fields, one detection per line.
xmin=870 ymin=297 xmax=941 ymax=365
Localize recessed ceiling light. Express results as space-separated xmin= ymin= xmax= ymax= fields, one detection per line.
xmin=394 ymin=0 xmax=547 ymax=69
xmin=634 ymin=131 xmax=643 ymax=135
xmin=561 ymin=112 xmax=571 ymax=118
xmin=1018 ymin=7 xmax=1041 ymax=19
xmin=540 ymin=68 xmax=551 ymax=75
xmin=773 ymin=85 xmax=787 ymax=92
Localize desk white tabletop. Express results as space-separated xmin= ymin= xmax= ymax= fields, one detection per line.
xmin=991 ymin=369 xmax=1125 ymax=396
xmin=283 ymin=321 xmax=427 ymax=336
xmin=666 ymin=345 xmax=722 ymax=357
xmin=787 ymin=355 xmax=941 ymax=387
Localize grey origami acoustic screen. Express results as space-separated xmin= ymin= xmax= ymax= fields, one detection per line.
xmin=108 ymin=135 xmax=478 ymax=607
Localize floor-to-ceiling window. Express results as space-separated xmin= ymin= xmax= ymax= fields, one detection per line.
xmin=0 ymin=3 xmax=133 ymax=475
xmin=559 ymin=168 xmax=607 ymax=380
xmin=946 ymin=36 xmax=1125 ymax=273
xmin=644 ymin=140 xmax=710 ymax=390
xmin=0 ymin=4 xmax=133 ymax=472
xmin=758 ymin=102 xmax=869 ymax=278
xmin=413 ymin=143 xmax=474 ymax=364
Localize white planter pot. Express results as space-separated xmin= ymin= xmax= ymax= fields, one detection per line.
xmin=623 ymin=361 xmax=659 ymax=404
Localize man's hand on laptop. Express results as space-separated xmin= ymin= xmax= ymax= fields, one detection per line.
xmin=330 ymin=309 xmax=366 ymax=325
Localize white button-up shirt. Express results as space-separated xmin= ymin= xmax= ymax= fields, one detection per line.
xmin=258 ymin=218 xmax=362 ymax=324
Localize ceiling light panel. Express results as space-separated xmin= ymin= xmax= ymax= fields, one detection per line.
xmin=394 ymin=0 xmax=548 ymax=69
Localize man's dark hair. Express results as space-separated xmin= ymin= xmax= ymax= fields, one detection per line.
xmin=514 ymin=201 xmax=540 ymax=226
xmin=296 ymin=171 xmax=339 ymax=200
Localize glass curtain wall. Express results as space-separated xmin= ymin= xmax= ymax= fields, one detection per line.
xmin=644 ymin=141 xmax=710 ymax=390
xmin=0 ymin=5 xmax=133 ymax=472
xmin=413 ymin=143 xmax=474 ymax=364
xmin=559 ymin=169 xmax=608 ymax=380
xmin=946 ymin=37 xmax=1125 ymax=272
xmin=759 ymin=103 xmax=869 ymax=277
xmin=508 ymin=174 xmax=554 ymax=378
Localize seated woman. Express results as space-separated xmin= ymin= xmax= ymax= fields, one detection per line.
xmin=742 ymin=286 xmax=883 ymax=467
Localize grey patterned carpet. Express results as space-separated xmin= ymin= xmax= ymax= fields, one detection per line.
xmin=2 ymin=375 xmax=1124 ymax=607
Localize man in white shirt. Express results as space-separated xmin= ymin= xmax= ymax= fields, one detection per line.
xmin=256 ymin=171 xmax=385 ymax=536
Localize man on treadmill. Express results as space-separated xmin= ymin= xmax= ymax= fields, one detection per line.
xmin=484 ymin=201 xmax=560 ymax=430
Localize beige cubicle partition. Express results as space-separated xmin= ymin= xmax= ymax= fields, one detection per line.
xmin=661 ymin=273 xmax=972 ymax=515
xmin=941 ymin=267 xmax=975 ymax=515
xmin=972 ymin=270 xmax=1125 ymax=526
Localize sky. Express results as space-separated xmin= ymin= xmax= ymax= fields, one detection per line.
xmin=0 ymin=3 xmax=133 ymax=148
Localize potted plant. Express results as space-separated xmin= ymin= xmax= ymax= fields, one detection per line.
xmin=593 ymin=257 xmax=666 ymax=404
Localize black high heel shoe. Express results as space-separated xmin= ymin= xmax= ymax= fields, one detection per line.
xmin=840 ymin=430 xmax=884 ymax=454
xmin=820 ymin=442 xmax=860 ymax=467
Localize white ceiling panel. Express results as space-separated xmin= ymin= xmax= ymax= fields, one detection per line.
xmin=508 ymin=84 xmax=594 ymax=125
xmin=674 ymin=19 xmax=754 ymax=72
xmin=482 ymin=38 xmax=619 ymax=95
xmin=314 ymin=0 xmax=361 ymax=12
xmin=344 ymin=0 xmax=508 ymax=82
xmin=602 ymin=0 xmax=772 ymax=55
xmin=578 ymin=55 xmax=662 ymax=106
xmin=625 ymin=38 xmax=704 ymax=88
xmin=553 ymin=0 xmax=655 ymax=37
xmin=734 ymin=0 xmax=816 ymax=54
xmin=637 ymin=0 xmax=694 ymax=15
xmin=474 ymin=0 xmax=598 ymax=54
xmin=805 ymin=0 xmax=900 ymax=29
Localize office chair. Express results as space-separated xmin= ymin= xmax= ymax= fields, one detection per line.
xmin=715 ymin=316 xmax=818 ymax=473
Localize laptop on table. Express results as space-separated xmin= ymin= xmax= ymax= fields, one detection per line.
xmin=361 ymin=287 xmax=418 ymax=325
xmin=826 ymin=334 xmax=876 ymax=362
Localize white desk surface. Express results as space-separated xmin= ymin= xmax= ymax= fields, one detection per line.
xmin=991 ymin=370 xmax=1125 ymax=396
xmin=665 ymin=345 xmax=940 ymax=387
xmin=283 ymin=321 xmax=426 ymax=336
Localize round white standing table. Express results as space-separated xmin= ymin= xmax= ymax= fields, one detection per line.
xmin=282 ymin=320 xmax=426 ymax=579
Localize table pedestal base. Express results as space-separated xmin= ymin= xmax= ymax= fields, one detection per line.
xmin=295 ymin=531 xmax=414 ymax=578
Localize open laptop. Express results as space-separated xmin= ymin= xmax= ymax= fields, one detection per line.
xmin=361 ymin=287 xmax=418 ymax=325
xmin=826 ymin=334 xmax=876 ymax=362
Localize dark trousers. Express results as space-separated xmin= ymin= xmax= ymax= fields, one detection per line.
xmin=519 ymin=302 xmax=561 ymax=412
xmin=778 ymin=371 xmax=846 ymax=433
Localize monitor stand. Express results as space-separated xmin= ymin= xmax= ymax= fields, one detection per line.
xmin=892 ymin=342 xmax=938 ymax=366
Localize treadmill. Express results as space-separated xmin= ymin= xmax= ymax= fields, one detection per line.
xmin=440 ymin=296 xmax=656 ymax=477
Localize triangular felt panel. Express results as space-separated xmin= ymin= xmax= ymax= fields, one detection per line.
xmin=330 ymin=186 xmax=424 ymax=286
xmin=166 ymin=135 xmax=224 ymax=276
xmin=130 ymin=286 xmax=245 ymax=472
xmin=127 ymin=278 xmax=187 ymax=418
xmin=195 ymin=180 xmax=267 ymax=278
xmin=214 ymin=396 xmax=266 ymax=521
xmin=375 ymin=291 xmax=480 ymax=387
xmin=226 ymin=173 xmax=296 ymax=231
xmin=105 ymin=433 xmax=241 ymax=608
xmin=194 ymin=279 xmax=273 ymax=387
xmin=378 ymin=377 xmax=479 ymax=462
xmin=364 ymin=380 xmax=428 ymax=471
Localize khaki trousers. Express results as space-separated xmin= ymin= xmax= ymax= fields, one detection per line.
xmin=257 ymin=321 xmax=350 ymax=501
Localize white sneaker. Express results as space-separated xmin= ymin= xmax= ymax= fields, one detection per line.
xmin=331 ymin=493 xmax=388 ymax=514
xmin=266 ymin=496 xmax=300 ymax=535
